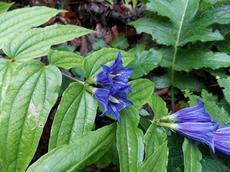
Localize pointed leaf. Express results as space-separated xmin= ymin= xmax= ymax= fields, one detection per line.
xmin=160 ymin=48 xmax=230 ymax=71
xmin=138 ymin=141 xmax=168 ymax=172
xmin=182 ymin=139 xmax=202 ymax=172
xmin=0 ymin=2 xmax=13 ymax=13
xmin=27 ymin=125 xmax=116 ymax=172
xmin=128 ymin=79 xmax=154 ymax=109
xmin=144 ymin=123 xmax=167 ymax=158
xmin=0 ymin=6 xmax=62 ymax=48
xmin=3 ymin=24 xmax=93 ymax=61
xmin=83 ymin=48 xmax=135 ymax=78
xmin=48 ymin=49 xmax=84 ymax=69
xmin=127 ymin=49 xmax=162 ymax=79
xmin=49 ymin=82 xmax=98 ymax=150
xmin=0 ymin=61 xmax=61 ymax=172
xmin=116 ymin=107 xmax=143 ymax=172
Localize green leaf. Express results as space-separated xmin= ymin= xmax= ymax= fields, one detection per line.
xmin=148 ymin=94 xmax=168 ymax=119
xmin=127 ymin=49 xmax=162 ymax=79
xmin=167 ymin=134 xmax=184 ymax=172
xmin=144 ymin=123 xmax=167 ymax=158
xmin=128 ymin=79 xmax=154 ymax=109
xmin=0 ymin=2 xmax=13 ymax=13
xmin=27 ymin=124 xmax=116 ymax=172
xmin=159 ymin=48 xmax=230 ymax=71
xmin=0 ymin=61 xmax=61 ymax=172
xmin=201 ymin=158 xmax=223 ymax=172
xmin=3 ymin=24 xmax=93 ymax=61
xmin=48 ymin=49 xmax=84 ymax=69
xmin=218 ymin=76 xmax=230 ymax=104
xmin=182 ymin=139 xmax=202 ymax=172
xmin=49 ymin=82 xmax=98 ymax=150
xmin=217 ymin=35 xmax=230 ymax=55
xmin=116 ymin=107 xmax=143 ymax=172
xmin=186 ymin=89 xmax=230 ymax=124
xmin=131 ymin=1 xmax=230 ymax=46
xmin=111 ymin=36 xmax=129 ymax=50
xmin=0 ymin=59 xmax=16 ymax=105
xmin=83 ymin=48 xmax=135 ymax=78
xmin=138 ymin=141 xmax=168 ymax=172
xmin=0 ymin=6 xmax=62 ymax=48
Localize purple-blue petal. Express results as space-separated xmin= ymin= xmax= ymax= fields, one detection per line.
xmin=214 ymin=125 xmax=230 ymax=155
xmin=171 ymin=122 xmax=217 ymax=151
xmin=169 ymin=99 xmax=212 ymax=122
xmin=94 ymin=88 xmax=110 ymax=114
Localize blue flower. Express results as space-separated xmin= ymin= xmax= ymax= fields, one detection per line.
xmin=214 ymin=125 xmax=230 ymax=155
xmin=94 ymin=86 xmax=133 ymax=122
xmin=95 ymin=52 xmax=134 ymax=90
xmin=170 ymin=122 xmax=217 ymax=151
xmin=168 ymin=99 xmax=212 ymax=123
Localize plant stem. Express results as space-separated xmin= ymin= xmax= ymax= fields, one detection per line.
xmin=62 ymin=72 xmax=84 ymax=85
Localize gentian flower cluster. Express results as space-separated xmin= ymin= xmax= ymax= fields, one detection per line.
xmin=93 ymin=52 xmax=134 ymax=122
xmin=160 ymin=99 xmax=230 ymax=155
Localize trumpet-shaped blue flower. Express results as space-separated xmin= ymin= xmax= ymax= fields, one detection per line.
xmin=94 ymin=86 xmax=133 ymax=122
xmin=95 ymin=52 xmax=134 ymax=90
xmin=170 ymin=122 xmax=217 ymax=151
xmin=214 ymin=125 xmax=230 ymax=155
xmin=169 ymin=99 xmax=212 ymax=123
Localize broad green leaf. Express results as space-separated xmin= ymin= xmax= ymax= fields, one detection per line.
xmin=183 ymin=139 xmax=202 ymax=172
xmin=152 ymin=72 xmax=204 ymax=91
xmin=128 ymin=79 xmax=154 ymax=109
xmin=0 ymin=6 xmax=62 ymax=48
xmin=48 ymin=49 xmax=84 ymax=69
xmin=217 ymin=35 xmax=230 ymax=55
xmin=159 ymin=48 xmax=230 ymax=71
xmin=138 ymin=141 xmax=168 ymax=172
xmin=218 ymin=76 xmax=230 ymax=104
xmin=49 ymin=82 xmax=98 ymax=150
xmin=0 ymin=59 xmax=16 ymax=105
xmin=144 ymin=123 xmax=167 ymax=158
xmin=131 ymin=2 xmax=230 ymax=46
xmin=0 ymin=2 xmax=13 ymax=13
xmin=111 ymin=36 xmax=129 ymax=50
xmin=148 ymin=94 xmax=168 ymax=119
xmin=27 ymin=125 xmax=116 ymax=172
xmin=116 ymin=107 xmax=143 ymax=172
xmin=0 ymin=61 xmax=61 ymax=172
xmin=127 ymin=49 xmax=162 ymax=79
xmin=83 ymin=48 xmax=135 ymax=78
xmin=3 ymin=24 xmax=93 ymax=61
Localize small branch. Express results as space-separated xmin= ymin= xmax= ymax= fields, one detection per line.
xmin=62 ymin=72 xmax=84 ymax=85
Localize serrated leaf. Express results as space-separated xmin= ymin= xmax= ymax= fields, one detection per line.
xmin=144 ymin=123 xmax=167 ymax=158
xmin=0 ymin=6 xmax=62 ymax=48
xmin=148 ymin=94 xmax=168 ymax=119
xmin=0 ymin=2 xmax=13 ymax=13
xmin=0 ymin=61 xmax=61 ymax=172
xmin=49 ymin=82 xmax=98 ymax=150
xmin=116 ymin=107 xmax=143 ymax=172
xmin=183 ymin=139 xmax=202 ymax=172
xmin=159 ymin=48 xmax=230 ymax=71
xmin=138 ymin=141 xmax=168 ymax=172
xmin=131 ymin=1 xmax=230 ymax=46
xmin=218 ymin=76 xmax=230 ymax=104
xmin=83 ymin=48 xmax=135 ymax=78
xmin=3 ymin=24 xmax=93 ymax=61
xmin=128 ymin=79 xmax=154 ymax=109
xmin=48 ymin=49 xmax=84 ymax=69
xmin=27 ymin=125 xmax=116 ymax=172
xmin=127 ymin=49 xmax=162 ymax=79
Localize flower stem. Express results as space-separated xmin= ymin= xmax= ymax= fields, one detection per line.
xmin=157 ymin=122 xmax=172 ymax=129
xmin=62 ymin=72 xmax=84 ymax=85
